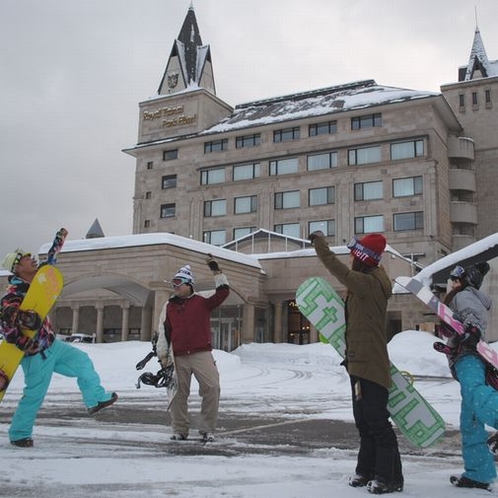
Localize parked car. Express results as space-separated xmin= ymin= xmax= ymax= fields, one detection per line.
xmin=65 ymin=333 xmax=96 ymax=344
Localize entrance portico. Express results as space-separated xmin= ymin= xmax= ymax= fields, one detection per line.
xmin=42 ymin=233 xmax=264 ymax=349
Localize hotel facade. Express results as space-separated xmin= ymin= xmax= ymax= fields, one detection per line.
xmin=2 ymin=8 xmax=498 ymax=348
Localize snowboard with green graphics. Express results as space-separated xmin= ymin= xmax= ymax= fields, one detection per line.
xmin=296 ymin=277 xmax=445 ymax=448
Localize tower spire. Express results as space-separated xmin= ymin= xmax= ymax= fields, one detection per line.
xmin=157 ymin=6 xmax=216 ymax=95
xmin=462 ymin=26 xmax=491 ymax=81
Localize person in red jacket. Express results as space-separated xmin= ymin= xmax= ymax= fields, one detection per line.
xmin=156 ymin=255 xmax=229 ymax=442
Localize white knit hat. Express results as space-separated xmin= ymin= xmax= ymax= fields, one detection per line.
xmin=173 ymin=265 xmax=195 ymax=285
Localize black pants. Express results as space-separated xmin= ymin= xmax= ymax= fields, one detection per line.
xmin=350 ymin=376 xmax=403 ymax=485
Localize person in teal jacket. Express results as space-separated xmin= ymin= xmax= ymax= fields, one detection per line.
xmin=0 ymin=233 xmax=117 ymax=448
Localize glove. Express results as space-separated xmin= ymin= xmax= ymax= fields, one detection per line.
xmin=159 ymin=355 xmax=173 ymax=369
xmin=16 ymin=310 xmax=42 ymax=331
xmin=15 ymin=335 xmax=35 ymax=352
xmin=206 ymin=253 xmax=221 ymax=273
xmin=459 ymin=325 xmax=481 ymax=349
xmin=308 ymin=231 xmax=325 ymax=244
xmin=436 ymin=321 xmax=454 ymax=339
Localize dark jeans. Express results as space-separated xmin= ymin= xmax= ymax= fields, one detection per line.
xmin=350 ymin=375 xmax=403 ymax=485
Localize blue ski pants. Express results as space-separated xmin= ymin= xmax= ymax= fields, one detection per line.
xmin=9 ymin=339 xmax=113 ymax=441
xmin=454 ymin=354 xmax=498 ymax=484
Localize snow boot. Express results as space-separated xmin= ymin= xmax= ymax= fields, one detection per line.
xmin=349 ymin=474 xmax=371 ymax=487
xmin=87 ymin=392 xmax=118 ymax=415
xmin=10 ymin=437 xmax=34 ymax=448
xmin=450 ymin=475 xmax=491 ymax=491
xmin=170 ymin=433 xmax=188 ymax=441
xmin=366 ymin=479 xmax=403 ymax=494
xmin=201 ymin=432 xmax=215 ymax=443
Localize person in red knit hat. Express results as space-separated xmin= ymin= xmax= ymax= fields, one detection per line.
xmin=309 ymin=231 xmax=403 ymax=495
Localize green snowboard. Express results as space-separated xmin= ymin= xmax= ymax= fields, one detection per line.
xmin=296 ymin=277 xmax=445 ymax=448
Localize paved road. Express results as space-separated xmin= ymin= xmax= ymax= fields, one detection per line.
xmin=0 ymin=397 xmax=461 ymax=458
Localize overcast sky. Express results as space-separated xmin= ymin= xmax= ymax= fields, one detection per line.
xmin=1 ymin=0 xmax=497 ymax=262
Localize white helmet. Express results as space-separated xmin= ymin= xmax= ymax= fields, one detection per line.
xmin=1 ymin=249 xmax=31 ymax=273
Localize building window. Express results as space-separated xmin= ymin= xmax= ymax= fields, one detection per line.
xmin=163 ymin=149 xmax=178 ymax=161
xmin=233 ymin=227 xmax=256 ymax=239
xmin=394 ymin=211 xmax=424 ymax=231
xmin=472 ymin=92 xmax=478 ymax=106
xmin=204 ymin=139 xmax=228 ymax=153
xmin=274 ymin=223 xmax=301 ymax=238
xmin=307 ymin=152 xmax=338 ymax=171
xmin=273 ymin=127 xmax=300 ymax=142
xmin=485 ymin=89 xmax=491 ymax=103
xmin=203 ymin=230 xmax=226 ymax=246
xmin=354 ymin=181 xmax=383 ymax=201
xmin=145 ymin=191 xmax=152 ymax=199
xmin=309 ymin=186 xmax=335 ymax=206
xmin=161 ymin=174 xmax=177 ymax=189
xmin=309 ymin=120 xmax=337 ymax=136
xmin=147 ymin=161 xmax=154 ymax=170
xmin=201 ymin=168 xmax=225 ymax=185
xmin=393 ymin=176 xmax=423 ymax=197
xmin=234 ymin=195 xmax=257 ymax=214
xmin=348 ymin=145 xmax=382 ymax=165
xmin=459 ymin=94 xmax=465 ymax=107
xmin=355 ymin=215 xmax=384 ymax=234
xmin=390 ymin=140 xmax=424 ymax=160
xmin=236 ymin=133 xmax=261 ymax=148
xmin=351 ymin=113 xmax=382 ymax=130
xmin=204 ymin=199 xmax=227 ymax=217
xmin=144 ymin=220 xmax=151 ymax=228
xmin=233 ymin=163 xmax=260 ymax=181
xmin=275 ymin=190 xmax=300 ymax=209
xmin=309 ymin=220 xmax=335 ymax=236
xmin=160 ymin=203 xmax=176 ymax=218
xmin=269 ymin=157 xmax=299 ymax=175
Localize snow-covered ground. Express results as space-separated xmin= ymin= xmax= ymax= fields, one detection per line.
xmin=0 ymin=331 xmax=493 ymax=497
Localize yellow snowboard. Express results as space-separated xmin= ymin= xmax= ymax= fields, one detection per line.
xmin=0 ymin=265 xmax=63 ymax=401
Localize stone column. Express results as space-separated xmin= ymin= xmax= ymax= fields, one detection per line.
xmin=95 ymin=303 xmax=104 ymax=343
xmin=71 ymin=306 xmax=80 ymax=335
xmin=121 ymin=303 xmax=130 ymax=342
xmin=274 ymin=301 xmax=283 ymax=343
xmin=241 ymin=303 xmax=255 ymax=343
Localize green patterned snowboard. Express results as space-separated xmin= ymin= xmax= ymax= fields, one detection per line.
xmin=296 ymin=277 xmax=445 ymax=448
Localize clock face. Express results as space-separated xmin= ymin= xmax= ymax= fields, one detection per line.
xmin=168 ymin=73 xmax=179 ymax=89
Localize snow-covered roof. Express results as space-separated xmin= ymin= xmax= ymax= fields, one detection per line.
xmin=203 ymin=80 xmax=439 ymax=134
xmin=125 ymin=80 xmax=444 ymax=152
xmin=0 ymin=231 xmax=415 ymax=278
xmin=5 ymin=230 xmax=497 ymax=291
xmin=37 ymin=233 xmax=262 ymax=270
